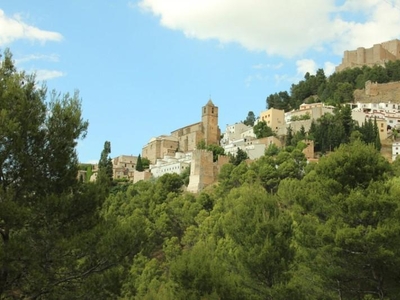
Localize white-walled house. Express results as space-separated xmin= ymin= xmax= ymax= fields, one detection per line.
xmin=393 ymin=142 xmax=400 ymax=162
xmin=150 ymin=152 xmax=192 ymax=178
xmin=221 ymin=123 xmax=253 ymax=146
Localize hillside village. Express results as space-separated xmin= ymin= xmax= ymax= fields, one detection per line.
xmin=82 ymin=39 xmax=400 ymax=193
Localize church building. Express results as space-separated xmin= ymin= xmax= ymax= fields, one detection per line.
xmin=142 ymin=100 xmax=221 ymax=163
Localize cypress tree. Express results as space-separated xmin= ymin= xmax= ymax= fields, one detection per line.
xmin=136 ymin=154 xmax=144 ymax=171
xmin=374 ymin=117 xmax=382 ymax=151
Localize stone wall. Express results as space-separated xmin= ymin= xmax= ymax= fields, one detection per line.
xmin=187 ymin=150 xmax=215 ymax=193
xmin=354 ymin=81 xmax=400 ymax=103
xmin=336 ymin=39 xmax=400 ymax=72
xmin=133 ymin=170 xmax=152 ymax=184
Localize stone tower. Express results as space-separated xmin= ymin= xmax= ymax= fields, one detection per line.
xmin=187 ymin=149 xmax=215 ymax=193
xmin=202 ymin=99 xmax=220 ymax=146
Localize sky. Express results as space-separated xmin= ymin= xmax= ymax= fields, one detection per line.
xmin=1 ymin=0 xmax=400 ymax=163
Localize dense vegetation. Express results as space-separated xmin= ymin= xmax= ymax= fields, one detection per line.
xmin=267 ymin=60 xmax=400 ymax=110
xmin=2 ymin=50 xmax=400 ymax=299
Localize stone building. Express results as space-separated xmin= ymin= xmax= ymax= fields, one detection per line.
xmin=142 ymin=100 xmax=221 ymax=163
xmin=142 ymin=135 xmax=179 ymax=164
xmin=336 ymin=39 xmax=400 ymax=72
xmin=220 ymin=122 xmax=254 ymax=146
xmin=393 ymin=142 xmax=400 ymax=162
xmin=171 ymin=99 xmax=220 ymax=152
xmin=259 ymin=108 xmax=285 ymax=133
xmin=112 ymin=155 xmax=138 ymax=180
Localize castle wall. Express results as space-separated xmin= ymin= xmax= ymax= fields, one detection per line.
xmin=336 ymin=39 xmax=400 ymax=72
xmin=302 ymin=140 xmax=314 ymax=159
xmin=354 ymin=81 xmax=400 ymax=103
xmin=133 ymin=170 xmax=152 ymax=184
xmin=187 ymin=150 xmax=215 ymax=193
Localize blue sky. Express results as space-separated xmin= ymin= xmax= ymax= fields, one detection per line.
xmin=1 ymin=0 xmax=400 ymax=163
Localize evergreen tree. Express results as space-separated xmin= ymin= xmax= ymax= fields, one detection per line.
xmin=253 ymin=121 xmax=274 ymax=139
xmin=374 ymin=117 xmax=382 ymax=151
xmin=243 ymin=111 xmax=256 ymax=126
xmin=230 ymin=148 xmax=249 ymax=166
xmin=0 ymin=49 xmax=115 ymax=298
xmin=98 ymin=141 xmax=113 ymax=185
xmin=136 ymin=154 xmax=144 ymax=171
xmin=286 ymin=126 xmax=294 ymax=146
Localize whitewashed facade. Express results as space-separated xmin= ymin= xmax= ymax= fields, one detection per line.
xmin=150 ymin=152 xmax=192 ymax=178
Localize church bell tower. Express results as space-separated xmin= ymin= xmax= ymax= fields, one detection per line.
xmin=201 ymin=99 xmax=220 ymax=146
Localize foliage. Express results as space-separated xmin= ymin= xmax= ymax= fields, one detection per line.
xmin=197 ymin=140 xmax=225 ymax=162
xmin=180 ymin=166 xmax=191 ymax=186
xmin=136 ymin=154 xmax=144 ymax=171
xmin=243 ymin=110 xmax=256 ymax=126
xmin=0 ymin=49 xmax=121 ymax=299
xmin=267 ymin=62 xmax=400 ymax=110
xmin=253 ymin=120 xmax=274 ymax=139
xmin=4 ymin=49 xmax=400 ymax=299
xmin=229 ymin=148 xmax=249 ymax=166
xmin=290 ymin=112 xmax=311 ymax=121
xmin=141 ymin=157 xmax=150 ymax=169
xmin=307 ymin=104 xmax=360 ymax=153
xmin=98 ymin=140 xmax=113 ymax=186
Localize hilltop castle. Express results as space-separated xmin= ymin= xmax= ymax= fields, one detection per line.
xmin=336 ymin=39 xmax=400 ymax=72
xmin=142 ymin=100 xmax=221 ymax=163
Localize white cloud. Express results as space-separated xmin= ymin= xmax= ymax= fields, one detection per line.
xmin=324 ymin=61 xmax=336 ymax=76
xmin=138 ymin=0 xmax=400 ymax=57
xmin=0 ymin=9 xmax=63 ymax=46
xmin=296 ymin=59 xmax=318 ymax=76
xmin=15 ymin=53 xmax=60 ymax=65
xmin=34 ymin=69 xmax=65 ymax=81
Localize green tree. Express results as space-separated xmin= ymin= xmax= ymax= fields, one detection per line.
xmin=374 ymin=117 xmax=382 ymax=151
xmin=0 ymin=49 xmax=116 ymax=298
xmin=286 ymin=126 xmax=294 ymax=146
xmin=253 ymin=120 xmax=274 ymax=139
xmin=205 ymin=144 xmax=225 ymax=162
xmin=141 ymin=157 xmax=150 ymax=169
xmin=230 ymin=148 xmax=249 ymax=166
xmin=243 ymin=111 xmax=256 ymax=126
xmin=197 ymin=139 xmax=206 ymax=149
xmin=136 ymin=154 xmax=144 ymax=171
xmin=266 ymin=91 xmax=293 ymax=111
xmin=98 ymin=141 xmax=113 ymax=186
